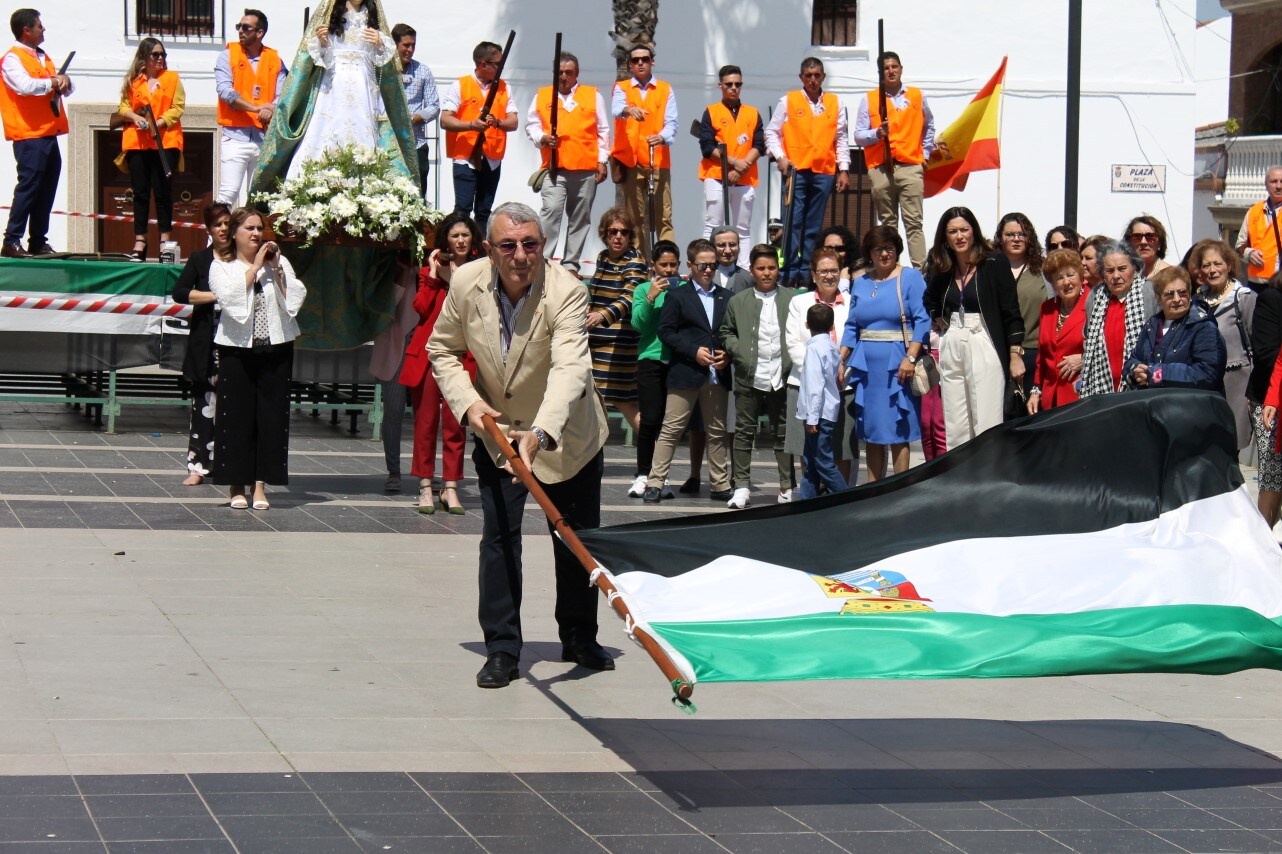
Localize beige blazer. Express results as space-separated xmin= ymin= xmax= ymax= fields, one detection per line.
xmin=428 ymin=257 xmax=609 ymax=484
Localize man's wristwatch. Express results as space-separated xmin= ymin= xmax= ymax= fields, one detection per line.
xmin=1010 ymin=346 xmax=1025 ymax=356
xmin=532 ymin=427 xmax=551 ymax=451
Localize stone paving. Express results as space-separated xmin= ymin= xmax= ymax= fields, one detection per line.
xmin=0 ymin=400 xmax=1280 ymax=853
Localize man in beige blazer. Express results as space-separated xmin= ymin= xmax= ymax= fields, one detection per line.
xmin=428 ymin=201 xmax=612 ymax=689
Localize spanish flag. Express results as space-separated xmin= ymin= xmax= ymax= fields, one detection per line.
xmin=923 ymin=57 xmax=1007 ymax=197
xmin=577 ymin=391 xmax=1282 ymax=687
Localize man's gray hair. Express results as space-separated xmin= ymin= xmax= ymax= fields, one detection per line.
xmin=710 ymin=225 xmax=739 ymax=243
xmin=1095 ymin=239 xmax=1144 ymax=282
xmin=488 ymin=202 xmax=544 ymax=240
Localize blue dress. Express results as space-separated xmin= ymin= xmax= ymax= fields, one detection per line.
xmin=841 ymin=268 xmax=930 ymax=444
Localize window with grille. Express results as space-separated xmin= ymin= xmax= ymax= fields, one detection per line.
xmin=812 ymin=0 xmax=857 ymax=47
xmin=136 ymin=0 xmax=214 ymax=37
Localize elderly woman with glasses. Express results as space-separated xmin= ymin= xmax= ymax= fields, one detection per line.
xmin=840 ymin=225 xmax=929 ymax=479
xmin=1124 ymin=215 xmax=1172 ymax=280
xmin=1079 ymin=239 xmax=1157 ymax=397
xmin=586 ymin=207 xmax=647 ymax=435
xmin=1124 ymin=266 xmax=1225 ymax=393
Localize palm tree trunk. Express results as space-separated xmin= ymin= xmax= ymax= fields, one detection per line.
xmin=608 ymin=0 xmax=659 ymax=81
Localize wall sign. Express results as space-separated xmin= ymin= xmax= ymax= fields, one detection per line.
xmin=1112 ymin=165 xmax=1166 ymax=193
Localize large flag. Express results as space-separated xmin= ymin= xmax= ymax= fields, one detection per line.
xmin=578 ymin=391 xmax=1282 ymax=687
xmin=923 ymin=57 xmax=1007 ymax=197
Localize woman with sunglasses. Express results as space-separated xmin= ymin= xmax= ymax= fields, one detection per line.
xmin=117 ymin=38 xmax=184 ymax=261
xmin=819 ymin=224 xmax=861 ymax=294
xmin=586 ymin=208 xmax=647 ymax=444
xmin=1044 ymin=225 xmax=1081 ymax=255
xmin=1123 ymin=215 xmax=1172 ymax=280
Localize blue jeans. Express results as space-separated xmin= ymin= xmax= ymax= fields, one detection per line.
xmin=798 ymin=418 xmax=847 ymax=499
xmin=783 ymin=170 xmax=835 ymax=282
xmin=5 ymin=136 xmax=61 ymax=246
xmin=453 ymin=160 xmax=501 ymax=234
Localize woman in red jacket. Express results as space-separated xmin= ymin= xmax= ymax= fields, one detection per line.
xmin=399 ymin=213 xmax=481 ymax=514
xmin=1027 ymin=248 xmax=1089 ymax=413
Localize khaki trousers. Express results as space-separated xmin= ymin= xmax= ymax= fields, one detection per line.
xmin=647 ymin=382 xmax=728 ymax=491
xmin=618 ymin=165 xmax=674 ymax=258
xmin=869 ymin=162 xmax=926 ymax=268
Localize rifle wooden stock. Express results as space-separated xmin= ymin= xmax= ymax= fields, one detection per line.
xmin=469 ymin=29 xmax=516 ymax=167
xmin=780 ymin=166 xmax=796 ymax=268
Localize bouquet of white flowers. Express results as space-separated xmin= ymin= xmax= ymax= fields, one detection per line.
xmin=252 ymin=144 xmax=444 ymax=260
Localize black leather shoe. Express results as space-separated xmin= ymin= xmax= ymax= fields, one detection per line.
xmin=27 ymin=242 xmax=55 ymax=256
xmin=679 ymin=477 xmax=701 ymax=495
xmin=708 ymin=488 xmax=733 ymax=501
xmin=1 ymin=242 xmax=30 ymax=258
xmin=476 ymin=652 xmax=519 ymax=688
xmin=562 ymin=642 xmax=615 ymax=671
xmin=641 ymin=486 xmax=661 ymax=504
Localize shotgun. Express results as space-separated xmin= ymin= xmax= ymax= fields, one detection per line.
xmin=646 ymin=141 xmax=658 ymax=250
xmin=50 ymin=50 xmax=73 ymax=118
xmin=469 ymin=29 xmax=516 ymax=168
xmin=548 ymin=32 xmax=561 ymax=182
xmin=687 ymin=118 xmax=730 ymax=224
xmin=877 ymin=19 xmax=893 ymax=177
xmin=140 ymin=105 xmax=172 ymax=179
xmin=779 ymin=165 xmax=796 ymax=274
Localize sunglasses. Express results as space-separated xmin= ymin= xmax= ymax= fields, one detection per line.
xmin=1047 ymin=240 xmax=1075 ymax=250
xmin=235 ymin=23 xmax=260 ymax=32
xmin=607 ymin=228 xmax=632 ymax=237
xmin=691 ymin=262 xmax=716 ymax=272
xmin=149 ymin=51 xmax=167 ymax=59
xmin=721 ymin=81 xmax=742 ymax=89
xmin=628 ymin=56 xmax=652 ymax=65
xmin=1128 ymin=233 xmax=1159 ymax=245
xmin=494 ymin=238 xmax=543 ymax=255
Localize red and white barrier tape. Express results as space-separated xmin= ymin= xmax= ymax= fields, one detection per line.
xmin=0 ymin=294 xmax=191 ymax=317
xmin=0 ymin=206 xmax=205 ymax=229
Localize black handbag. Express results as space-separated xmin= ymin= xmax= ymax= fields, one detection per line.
xmin=1004 ymin=377 xmax=1028 ymax=421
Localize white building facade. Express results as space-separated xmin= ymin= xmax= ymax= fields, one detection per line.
xmin=6 ymin=0 xmax=1220 ymax=263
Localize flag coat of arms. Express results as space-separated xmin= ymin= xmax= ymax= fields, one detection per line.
xmin=577 ymin=392 xmax=1282 ymax=688
xmin=923 ymin=57 xmax=1007 ymax=197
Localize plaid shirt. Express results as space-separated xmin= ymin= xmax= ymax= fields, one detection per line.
xmin=401 ymin=58 xmax=440 ymax=149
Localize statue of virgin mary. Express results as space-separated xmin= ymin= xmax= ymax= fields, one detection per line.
xmin=251 ymin=0 xmax=418 ymax=192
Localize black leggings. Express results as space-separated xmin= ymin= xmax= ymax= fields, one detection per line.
xmin=212 ymin=342 xmax=293 ymax=486
xmin=126 ymin=148 xmax=179 ymax=236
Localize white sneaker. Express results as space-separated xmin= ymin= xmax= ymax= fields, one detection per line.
xmin=727 ymin=487 xmax=750 ymax=509
xmin=660 ymin=481 xmax=675 ymax=500
xmin=777 ymin=489 xmax=792 ymax=504
xmin=627 ymin=474 xmax=648 ymax=498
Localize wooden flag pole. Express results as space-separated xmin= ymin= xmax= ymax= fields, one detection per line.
xmin=480 ymin=415 xmax=696 ymax=707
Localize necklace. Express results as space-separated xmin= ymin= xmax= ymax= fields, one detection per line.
xmin=1201 ymin=285 xmax=1229 ymax=308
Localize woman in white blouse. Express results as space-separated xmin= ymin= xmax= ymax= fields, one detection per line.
xmin=209 ymin=209 xmax=307 ymax=510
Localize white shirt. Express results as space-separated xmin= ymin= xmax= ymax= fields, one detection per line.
xmin=753 ymin=289 xmax=783 ymax=391
xmin=694 ymin=282 xmax=718 ymax=380
xmin=442 ymin=74 xmax=519 ymax=171
xmin=2 ymin=42 xmax=72 ymax=97
xmin=764 ymin=91 xmax=849 ymax=171
xmin=524 ymin=83 xmax=610 ymax=164
xmin=210 ymin=256 xmax=306 ymax=347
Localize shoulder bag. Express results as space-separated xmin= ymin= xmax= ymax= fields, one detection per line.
xmin=894 ymin=273 xmax=939 ymax=396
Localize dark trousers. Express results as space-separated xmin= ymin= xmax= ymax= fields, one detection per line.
xmin=474 ymin=438 xmax=602 ymax=658
xmin=213 ymin=342 xmax=294 ymax=486
xmin=417 ymin=145 xmax=431 ymax=200
xmin=185 ymin=379 xmax=216 ymax=476
xmin=733 ymin=386 xmax=794 ymax=490
xmin=127 ymin=148 xmax=179 ymax=235
xmin=5 ymin=136 xmax=61 ymax=246
xmin=783 ymin=169 xmax=835 ymax=282
xmin=635 ymin=358 xmax=668 ymax=477
xmin=453 ymin=160 xmax=501 ymax=235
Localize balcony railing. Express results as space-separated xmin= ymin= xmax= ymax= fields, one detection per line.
xmin=1222 ymin=135 xmax=1282 ymax=205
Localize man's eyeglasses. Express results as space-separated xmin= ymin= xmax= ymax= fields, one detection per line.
xmin=691 ymin=262 xmax=716 ymax=272
xmin=494 ymin=238 xmax=543 ymax=256
xmin=1128 ymin=232 xmax=1158 ymax=245
xmin=721 ymin=82 xmax=742 ymax=89
xmin=606 ymin=227 xmax=632 ymax=238
xmin=235 ymin=23 xmax=260 ymax=32
xmin=628 ymin=56 xmax=652 ymax=65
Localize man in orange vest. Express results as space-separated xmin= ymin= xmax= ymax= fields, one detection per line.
xmin=526 ymin=51 xmax=607 ymax=276
xmin=1235 ymin=166 xmax=1282 ymax=289
xmin=699 ymin=65 xmax=764 ymax=269
xmin=611 ymin=44 xmax=677 ymax=257
xmin=854 ymin=51 xmax=936 ymax=269
xmin=441 ymin=41 xmax=518 ymax=234
xmin=765 ymin=57 xmax=849 ymax=285
xmin=214 ymin=8 xmax=285 ymax=206
xmin=0 ymin=8 xmax=70 ymax=257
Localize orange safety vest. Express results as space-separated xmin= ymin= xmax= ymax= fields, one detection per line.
xmin=863 ymin=86 xmax=925 ymax=168
xmin=1244 ymin=200 xmax=1282 ymax=281
xmin=216 ymin=43 xmax=281 ymax=129
xmin=122 ymin=71 xmax=183 ymax=151
xmin=535 ymin=84 xmax=599 ymax=172
xmin=779 ymin=89 xmax=838 ymax=175
xmin=0 ymin=47 xmax=68 ymax=142
xmin=611 ymin=78 xmax=672 ymax=169
xmin=446 ymin=76 xmax=510 ymax=162
xmin=698 ymin=101 xmax=759 ymax=187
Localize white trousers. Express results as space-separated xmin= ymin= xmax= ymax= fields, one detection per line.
xmin=702 ymin=179 xmax=754 ymax=268
xmin=939 ymin=313 xmax=1004 ymax=450
xmin=217 ymin=137 xmax=262 ymax=207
